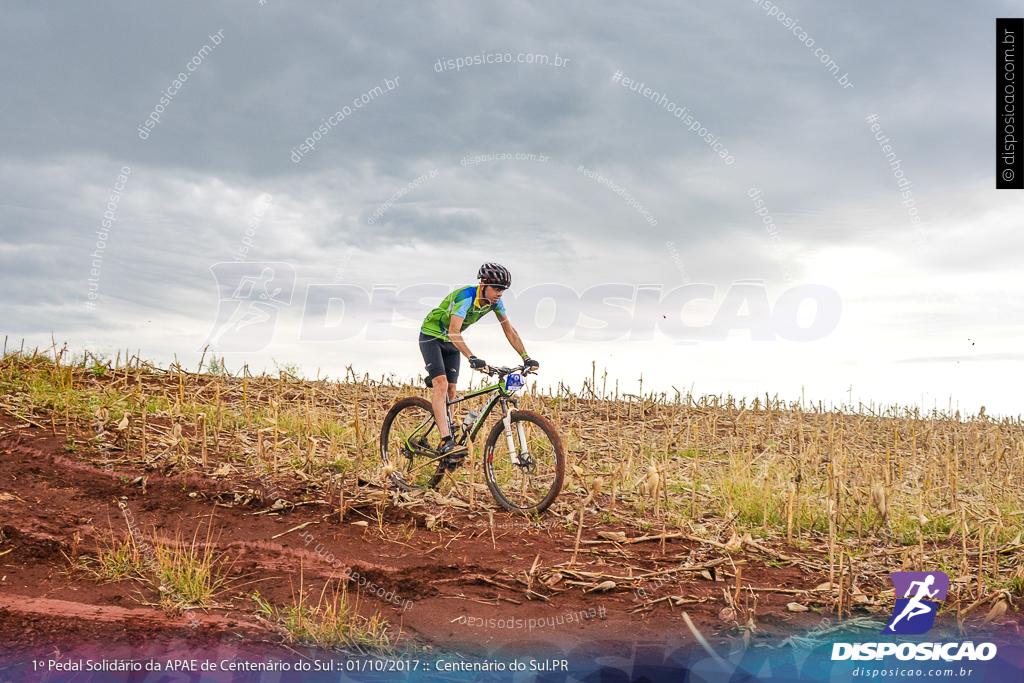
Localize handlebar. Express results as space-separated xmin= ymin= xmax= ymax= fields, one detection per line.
xmin=484 ymin=364 xmax=534 ymax=378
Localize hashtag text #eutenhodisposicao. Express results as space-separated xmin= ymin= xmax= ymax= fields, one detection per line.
xmin=83 ymin=167 xmax=131 ymax=310
xmin=577 ymin=165 xmax=657 ymax=225
xmin=612 ymin=71 xmax=733 ymax=164
xmin=456 ymin=606 xmax=606 ymax=632
xmin=114 ymin=495 xmax=200 ymax=630
xmin=865 ymin=114 xmax=926 ymax=252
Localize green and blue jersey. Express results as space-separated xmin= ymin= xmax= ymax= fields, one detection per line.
xmin=421 ymin=285 xmax=506 ymax=341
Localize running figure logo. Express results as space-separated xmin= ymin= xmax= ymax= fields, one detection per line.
xmin=199 ymin=263 xmax=296 ymax=352
xmin=881 ymin=571 xmax=949 ymax=635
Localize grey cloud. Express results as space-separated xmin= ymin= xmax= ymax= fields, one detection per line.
xmin=1 ymin=0 xmax=1020 ymax=411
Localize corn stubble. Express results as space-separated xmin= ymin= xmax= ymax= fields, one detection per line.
xmin=4 ymin=346 xmax=1024 ymax=628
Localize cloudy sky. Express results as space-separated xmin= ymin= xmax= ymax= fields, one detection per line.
xmin=2 ymin=1 xmax=1021 ymax=415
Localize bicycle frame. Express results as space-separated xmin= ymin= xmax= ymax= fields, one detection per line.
xmin=399 ymin=373 xmax=524 ymax=466
xmin=446 ymin=380 xmax=516 ymax=444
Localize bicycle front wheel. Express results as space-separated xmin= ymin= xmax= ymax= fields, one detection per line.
xmin=483 ymin=410 xmax=565 ymax=515
xmin=379 ymin=396 xmax=444 ymax=491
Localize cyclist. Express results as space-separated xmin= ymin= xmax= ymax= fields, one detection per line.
xmin=419 ymin=263 xmax=539 ymax=456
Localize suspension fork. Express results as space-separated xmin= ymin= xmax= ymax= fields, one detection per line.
xmin=501 ymin=403 xmax=518 ymax=465
xmin=501 ymin=399 xmax=528 ymax=466
xmin=515 ymin=422 xmax=528 ymax=460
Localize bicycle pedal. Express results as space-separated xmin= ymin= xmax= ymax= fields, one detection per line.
xmin=440 ymin=453 xmax=468 ymax=471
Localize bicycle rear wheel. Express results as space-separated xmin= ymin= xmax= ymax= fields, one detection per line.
xmin=483 ymin=410 xmax=565 ymax=515
xmin=379 ymin=396 xmax=444 ymax=491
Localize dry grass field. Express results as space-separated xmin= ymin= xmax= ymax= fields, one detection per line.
xmin=1 ymin=343 xmax=1022 ymax=661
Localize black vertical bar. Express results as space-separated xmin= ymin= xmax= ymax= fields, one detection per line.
xmin=997 ymin=18 xmax=1024 ymax=189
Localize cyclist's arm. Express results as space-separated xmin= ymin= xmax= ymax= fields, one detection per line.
xmin=496 ymin=312 xmax=528 ymax=358
xmin=446 ymin=316 xmax=476 ymax=359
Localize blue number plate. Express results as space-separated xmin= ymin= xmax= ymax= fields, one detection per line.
xmin=505 ymin=373 xmax=524 ymax=392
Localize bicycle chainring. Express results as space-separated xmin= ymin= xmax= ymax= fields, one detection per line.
xmin=440 ymin=454 xmax=465 ymax=472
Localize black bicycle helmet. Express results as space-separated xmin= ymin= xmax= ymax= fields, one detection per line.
xmin=477 ymin=262 xmax=512 ymax=289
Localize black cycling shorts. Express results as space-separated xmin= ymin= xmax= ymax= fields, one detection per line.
xmin=419 ymin=332 xmax=460 ymax=385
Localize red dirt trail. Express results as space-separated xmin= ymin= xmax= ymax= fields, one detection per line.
xmin=1 ymin=416 xmax=1019 ymax=667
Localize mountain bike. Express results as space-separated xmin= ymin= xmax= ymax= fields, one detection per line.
xmin=379 ymin=364 xmax=565 ymax=515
